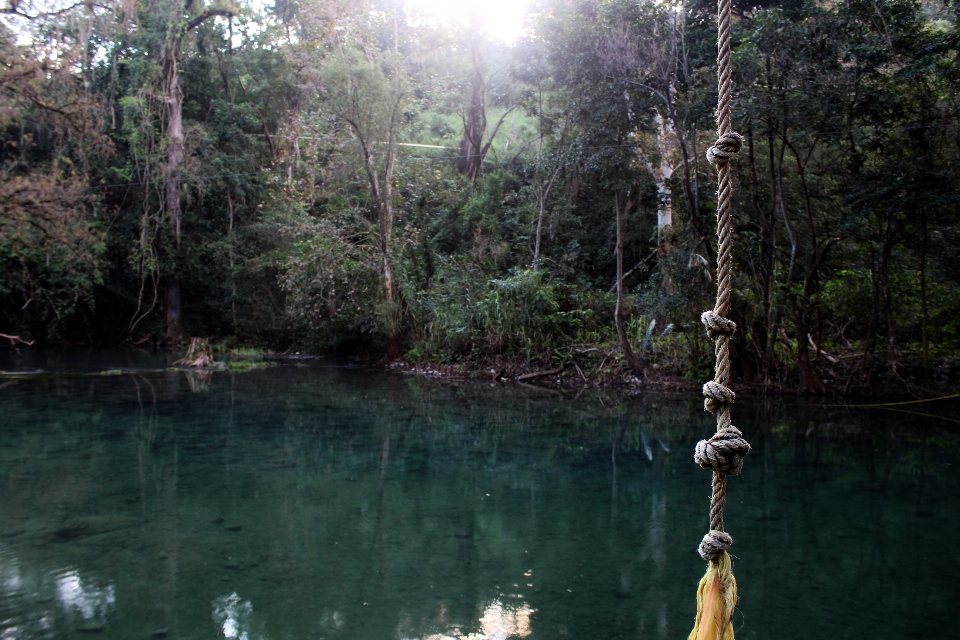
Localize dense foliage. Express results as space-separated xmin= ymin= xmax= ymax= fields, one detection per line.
xmin=1 ymin=0 xmax=958 ymax=392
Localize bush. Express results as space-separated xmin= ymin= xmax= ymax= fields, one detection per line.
xmin=407 ymin=264 xmax=614 ymax=363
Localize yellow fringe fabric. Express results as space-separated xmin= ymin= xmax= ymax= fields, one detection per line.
xmin=687 ymin=551 xmax=737 ymax=640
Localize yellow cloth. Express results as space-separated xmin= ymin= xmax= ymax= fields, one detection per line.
xmin=688 ymin=551 xmax=737 ymax=640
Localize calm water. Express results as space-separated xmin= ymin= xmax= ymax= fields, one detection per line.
xmin=1 ymin=350 xmax=958 ymax=640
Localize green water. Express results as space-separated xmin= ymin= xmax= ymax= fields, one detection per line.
xmin=1 ymin=352 xmax=958 ymax=640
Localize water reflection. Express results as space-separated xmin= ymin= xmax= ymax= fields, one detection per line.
xmin=476 ymin=600 xmax=535 ymax=640
xmin=0 ymin=362 xmax=958 ymax=640
xmin=320 ymin=609 xmax=345 ymax=633
xmin=409 ymin=599 xmax=535 ymax=640
xmin=56 ymin=569 xmax=115 ymax=624
xmin=0 ymin=548 xmax=22 ymax=592
xmin=0 ymin=547 xmax=115 ymax=638
xmin=186 ymin=369 xmax=213 ymax=393
xmin=212 ymin=593 xmax=260 ymax=640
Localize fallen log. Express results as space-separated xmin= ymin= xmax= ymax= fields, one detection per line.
xmin=516 ymin=367 xmax=563 ymax=381
xmin=0 ymin=333 xmax=34 ymax=346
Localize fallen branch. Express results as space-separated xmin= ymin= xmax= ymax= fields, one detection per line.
xmin=808 ymin=334 xmax=838 ymax=363
xmin=574 ymin=362 xmax=588 ymax=383
xmin=0 ymin=333 xmax=34 ymax=346
xmin=516 ymin=367 xmax=563 ymax=381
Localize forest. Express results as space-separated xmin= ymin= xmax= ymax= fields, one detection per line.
xmin=1 ymin=0 xmax=958 ymax=394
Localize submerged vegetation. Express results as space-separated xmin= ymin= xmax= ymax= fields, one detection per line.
xmin=1 ymin=0 xmax=959 ymax=394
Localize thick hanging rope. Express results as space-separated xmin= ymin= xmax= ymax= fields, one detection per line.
xmin=688 ymin=0 xmax=751 ymax=638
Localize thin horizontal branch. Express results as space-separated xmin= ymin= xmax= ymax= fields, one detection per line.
xmin=187 ymin=9 xmax=233 ymax=32
xmin=0 ymin=333 xmax=34 ymax=346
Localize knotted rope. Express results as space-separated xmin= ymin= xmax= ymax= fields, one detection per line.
xmin=688 ymin=0 xmax=750 ymax=637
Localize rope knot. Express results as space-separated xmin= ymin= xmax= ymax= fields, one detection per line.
xmin=695 ymin=426 xmax=751 ymax=475
xmin=701 ymin=311 xmax=737 ymax=339
xmin=702 ymin=381 xmax=736 ymax=413
xmin=706 ymin=132 xmax=743 ymax=167
xmin=698 ymin=530 xmax=732 ymax=561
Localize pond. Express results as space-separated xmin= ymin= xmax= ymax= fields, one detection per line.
xmin=1 ymin=350 xmax=958 ymax=640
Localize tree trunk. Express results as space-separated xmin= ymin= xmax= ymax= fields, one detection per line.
xmin=151 ymin=6 xmax=234 ymax=341
xmin=381 ymin=194 xmax=397 ymax=357
xmin=165 ymin=279 xmax=183 ymax=342
xmin=173 ymin=337 xmax=214 ymax=367
xmin=228 ymin=194 xmax=237 ymax=335
xmin=382 ymin=120 xmax=398 ymax=358
xmin=653 ymin=112 xmax=674 ymax=233
xmin=615 ymin=188 xmax=643 ymax=378
xmin=164 ymin=45 xmax=184 ymax=246
xmin=533 ymin=162 xmax=562 ymax=268
xmin=794 ymin=315 xmax=823 ymax=394
xmin=456 ymin=46 xmax=516 ymax=186
xmin=458 ymin=45 xmax=486 ymax=183
xmin=215 ymin=47 xmax=233 ymax=104
xmin=920 ymin=209 xmax=929 ymax=367
xmin=747 ymin=121 xmax=773 ymax=381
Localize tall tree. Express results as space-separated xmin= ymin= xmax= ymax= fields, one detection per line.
xmin=155 ymin=0 xmax=234 ymax=339
xmin=319 ymin=46 xmax=410 ymax=355
xmin=457 ymin=36 xmax=517 ymax=184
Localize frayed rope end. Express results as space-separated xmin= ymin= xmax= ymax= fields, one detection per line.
xmin=688 ymin=551 xmax=737 ymax=640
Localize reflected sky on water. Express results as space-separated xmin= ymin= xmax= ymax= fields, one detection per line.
xmin=1 ymin=353 xmax=958 ymax=639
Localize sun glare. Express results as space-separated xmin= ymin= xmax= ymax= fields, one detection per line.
xmin=405 ymin=0 xmax=531 ymax=43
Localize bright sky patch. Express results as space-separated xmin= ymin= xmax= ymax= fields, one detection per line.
xmin=405 ymin=0 xmax=531 ymax=43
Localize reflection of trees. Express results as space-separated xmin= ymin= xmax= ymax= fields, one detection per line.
xmin=185 ymin=369 xmax=213 ymax=393
xmin=0 ymin=369 xmax=959 ymax=639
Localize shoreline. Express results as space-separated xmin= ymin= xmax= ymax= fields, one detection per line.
xmin=381 ymin=356 xmax=959 ymax=400
xmin=3 ymin=342 xmax=957 ymax=399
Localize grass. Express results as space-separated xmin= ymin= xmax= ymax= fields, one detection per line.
xmin=226 ymin=360 xmax=277 ymax=371
xmin=406 ymin=107 xmax=540 ymax=165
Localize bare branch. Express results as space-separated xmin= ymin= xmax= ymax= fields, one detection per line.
xmin=186 ymin=8 xmax=233 ymax=32
xmin=0 ymin=333 xmax=34 ymax=346
xmin=480 ymin=104 xmax=519 ymax=159
xmin=1 ymin=1 xmax=96 ymax=21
